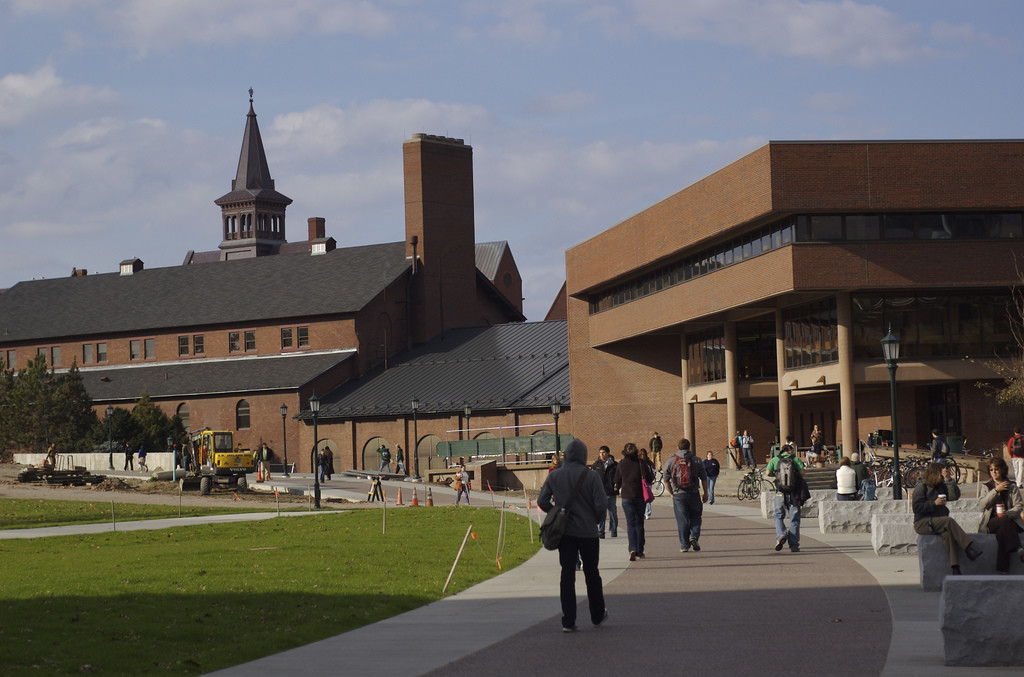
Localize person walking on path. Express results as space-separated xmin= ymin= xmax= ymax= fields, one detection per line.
xmin=929 ymin=429 xmax=950 ymax=464
xmin=1007 ymin=427 xmax=1024 ymax=482
xmin=639 ymin=448 xmax=656 ymax=520
xmin=703 ymin=451 xmax=720 ymax=505
xmin=377 ymin=444 xmax=392 ymax=473
xmin=663 ymin=438 xmax=709 ymax=553
xmin=913 ymin=462 xmax=982 ymax=574
xmin=767 ymin=444 xmax=805 ymax=552
xmin=137 ymin=445 xmax=148 ymax=472
xmin=259 ymin=442 xmax=272 ymax=481
xmin=591 ymin=445 xmax=619 ymax=538
xmin=614 ymin=442 xmax=654 ymax=561
xmin=649 ymin=432 xmax=663 ymax=467
xmin=123 ymin=442 xmax=134 ymax=471
xmin=979 ymin=457 xmax=1024 ymax=574
xmin=740 ymin=430 xmax=755 ymax=469
xmin=538 ymin=438 xmax=609 ymax=633
xmin=454 ymin=464 xmax=471 ymax=505
xmin=394 ymin=444 xmax=407 ymax=474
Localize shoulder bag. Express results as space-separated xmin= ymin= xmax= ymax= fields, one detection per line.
xmin=540 ymin=470 xmax=590 ymax=551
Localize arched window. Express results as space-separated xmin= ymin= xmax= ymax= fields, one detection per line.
xmin=362 ymin=436 xmax=389 ymax=471
xmin=235 ymin=400 xmax=250 ymax=430
xmin=176 ymin=403 xmax=190 ymax=432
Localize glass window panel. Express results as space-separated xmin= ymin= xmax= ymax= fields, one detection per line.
xmin=845 ymin=215 xmax=879 ymax=240
xmin=228 ymin=332 xmax=240 ymax=353
xmin=193 ymin=335 xmax=204 ymax=355
xmin=810 ymin=215 xmax=843 ymax=240
xmin=83 ymin=344 xmax=94 ymax=364
xmin=297 ymin=327 xmax=309 ymax=347
xmin=144 ymin=338 xmax=154 ymax=359
xmin=97 ymin=343 xmax=107 ymax=362
xmin=952 ymin=213 xmax=986 ymax=239
xmin=130 ymin=340 xmax=141 ymax=360
xmin=989 ymin=213 xmax=1023 ymax=239
xmin=882 ymin=214 xmax=915 ymax=239
xmin=51 ymin=346 xmax=61 ymax=366
xmin=916 ymin=213 xmax=951 ymax=240
xmin=178 ymin=336 xmax=189 ymax=357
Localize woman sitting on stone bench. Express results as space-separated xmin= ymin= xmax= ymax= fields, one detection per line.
xmin=913 ymin=462 xmax=982 ymax=575
xmin=979 ymin=457 xmax=1024 ymax=574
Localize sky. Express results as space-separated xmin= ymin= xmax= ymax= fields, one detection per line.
xmin=1 ymin=1 xmax=1022 ymax=321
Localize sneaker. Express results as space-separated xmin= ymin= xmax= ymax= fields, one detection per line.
xmin=689 ymin=538 xmax=700 ymax=552
xmin=637 ymin=552 xmax=645 ymax=558
xmin=562 ymin=625 xmax=577 ymax=633
xmin=790 ymin=546 xmax=800 ymax=552
xmin=610 ymin=532 xmax=617 ymax=537
xmin=594 ymin=610 xmax=609 ymax=626
xmin=629 ymin=551 xmax=637 ymax=562
xmin=775 ymin=534 xmax=787 ymax=551
xmin=680 ymin=547 xmax=689 ymax=552
xmin=599 ymin=532 xmax=605 ymax=539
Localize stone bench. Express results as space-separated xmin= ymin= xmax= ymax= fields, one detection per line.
xmin=941 ymin=575 xmax=1024 ymax=665
xmin=759 ymin=487 xmax=896 ymax=519
xmin=818 ymin=495 xmax=986 ymax=534
xmin=919 ymin=532 xmax=1024 ymax=590
xmin=870 ymin=512 xmax=981 ymax=555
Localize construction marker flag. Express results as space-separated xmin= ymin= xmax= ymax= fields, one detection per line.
xmin=488 ymin=481 xmax=494 ymax=496
xmin=496 ymin=556 xmax=503 ymax=570
xmin=470 ymin=531 xmax=478 ymax=540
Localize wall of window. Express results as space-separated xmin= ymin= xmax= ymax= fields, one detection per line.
xmin=851 ymin=293 xmax=1014 ymax=360
xmin=737 ymin=321 xmax=778 ymax=380
xmin=783 ymin=299 xmax=838 ymax=370
xmin=686 ymin=329 xmax=725 ymax=385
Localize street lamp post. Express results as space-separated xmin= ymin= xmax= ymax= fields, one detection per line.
xmin=551 ymin=401 xmax=562 ymax=453
xmin=280 ymin=404 xmax=289 ymax=477
xmin=105 ymin=405 xmax=114 ymax=470
xmin=411 ymin=397 xmax=420 ymax=479
xmin=463 ymin=403 xmax=472 ymax=457
xmin=881 ymin=326 xmax=902 ymax=500
xmin=310 ymin=394 xmax=321 ymax=509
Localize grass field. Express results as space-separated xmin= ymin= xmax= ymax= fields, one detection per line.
xmin=0 ymin=503 xmax=540 ymax=676
xmin=0 ymin=498 xmax=287 ymax=529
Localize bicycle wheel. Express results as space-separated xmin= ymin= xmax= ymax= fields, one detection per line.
xmin=946 ymin=457 xmax=961 ymax=483
xmin=903 ymin=466 xmax=925 ymax=489
xmin=651 ymin=479 xmax=666 ymax=497
xmin=737 ymin=480 xmax=748 ymax=501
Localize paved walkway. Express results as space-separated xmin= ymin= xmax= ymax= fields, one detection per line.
xmin=8 ymin=471 xmax=1019 ymax=675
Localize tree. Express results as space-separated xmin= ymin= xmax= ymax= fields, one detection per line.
xmin=978 ymin=281 xmax=1024 ymax=407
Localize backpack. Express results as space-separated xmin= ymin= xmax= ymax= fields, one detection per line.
xmin=775 ymin=456 xmax=797 ymax=492
xmin=672 ymin=454 xmax=697 ymax=491
xmin=1013 ymin=436 xmax=1024 ymax=458
xmin=932 ymin=438 xmax=949 ymax=458
xmin=858 ymin=477 xmax=877 ymax=501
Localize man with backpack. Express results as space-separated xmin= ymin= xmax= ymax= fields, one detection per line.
xmin=766 ymin=444 xmax=805 ymax=552
xmin=1007 ymin=427 xmax=1024 ymax=483
xmin=663 ymin=438 xmax=709 ymax=553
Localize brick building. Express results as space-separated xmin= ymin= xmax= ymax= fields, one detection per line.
xmin=0 ymin=100 xmax=532 ymax=472
xmin=566 ymin=140 xmax=1024 ymax=464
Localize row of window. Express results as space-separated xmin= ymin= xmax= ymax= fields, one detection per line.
xmin=2 ymin=326 xmax=310 ymax=371
xmin=590 ymin=210 xmax=1024 ymax=315
xmin=223 ymin=212 xmax=285 ymax=241
xmin=175 ymin=400 xmax=248 ymax=431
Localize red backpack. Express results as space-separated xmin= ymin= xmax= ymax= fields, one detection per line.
xmin=672 ymin=454 xmax=697 ymax=490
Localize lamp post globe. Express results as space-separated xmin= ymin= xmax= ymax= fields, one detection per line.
xmin=881 ymin=326 xmax=902 ymax=500
xmin=280 ymin=403 xmax=289 ymax=477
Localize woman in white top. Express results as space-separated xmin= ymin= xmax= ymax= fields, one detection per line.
xmin=836 ymin=457 xmax=858 ymax=500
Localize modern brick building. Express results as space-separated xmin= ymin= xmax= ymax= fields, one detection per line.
xmin=0 ymin=100 xmax=534 ymax=472
xmin=566 ymin=140 xmax=1024 ymax=464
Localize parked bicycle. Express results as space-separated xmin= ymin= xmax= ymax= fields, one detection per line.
xmin=650 ymin=468 xmax=666 ymax=497
xmin=737 ymin=466 xmax=773 ymax=501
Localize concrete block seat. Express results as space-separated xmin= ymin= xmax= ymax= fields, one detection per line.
xmin=870 ymin=512 xmax=981 ymax=556
xmin=757 ymin=487 xmax=895 ymax=519
xmin=941 ymin=575 xmax=1024 ymax=666
xmin=919 ymin=532 xmax=1024 ymax=590
xmin=819 ymin=495 xmax=986 ymax=534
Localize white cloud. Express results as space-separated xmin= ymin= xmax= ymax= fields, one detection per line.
xmin=0 ymin=66 xmax=117 ymax=130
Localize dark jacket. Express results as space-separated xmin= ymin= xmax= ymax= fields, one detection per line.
xmin=538 ymin=439 xmax=607 ymax=539
xmin=591 ymin=456 xmax=618 ymax=497
xmin=912 ymin=479 xmax=960 ymax=521
xmin=613 ymin=453 xmax=653 ymax=501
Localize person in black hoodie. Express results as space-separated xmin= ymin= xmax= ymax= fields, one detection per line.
xmin=614 ymin=442 xmax=655 ymax=562
xmin=538 ymin=438 xmax=609 ymax=633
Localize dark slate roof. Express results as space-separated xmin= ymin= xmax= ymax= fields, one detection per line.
xmin=0 ymin=243 xmax=411 ymax=342
xmin=310 ymin=320 xmax=568 ymax=420
xmin=475 ymin=241 xmax=508 ymax=281
xmin=214 ymin=101 xmax=292 ymax=206
xmin=77 ymin=350 xmax=354 ymax=402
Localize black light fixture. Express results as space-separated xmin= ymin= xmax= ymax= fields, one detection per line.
xmin=463 ymin=403 xmax=472 ymax=439
xmin=551 ymin=400 xmax=562 ymax=452
xmin=280 ymin=403 xmax=289 ymax=477
xmin=105 ymin=404 xmax=114 ymax=470
xmin=411 ymin=397 xmax=421 ymax=479
xmin=309 ymin=394 xmax=321 ymax=509
xmin=881 ymin=326 xmax=902 ymax=500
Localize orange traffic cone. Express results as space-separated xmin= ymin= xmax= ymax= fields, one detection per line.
xmin=426 ymin=487 xmax=434 ymax=507
xmin=256 ymin=465 xmax=263 ymax=483
xmin=396 ymin=487 xmax=404 ymax=506
xmin=410 ymin=488 xmax=419 ymax=507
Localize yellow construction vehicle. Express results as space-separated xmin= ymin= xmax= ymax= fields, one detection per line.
xmin=189 ymin=428 xmax=253 ymax=494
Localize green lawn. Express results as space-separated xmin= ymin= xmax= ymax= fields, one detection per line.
xmin=0 ymin=505 xmax=539 ymax=676
xmin=0 ymin=498 xmax=288 ymax=529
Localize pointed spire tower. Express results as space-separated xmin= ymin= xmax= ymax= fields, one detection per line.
xmin=215 ymin=89 xmax=293 ymax=259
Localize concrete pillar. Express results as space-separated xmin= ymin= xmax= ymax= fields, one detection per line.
xmin=724 ymin=321 xmax=740 ymax=468
xmin=680 ymin=335 xmax=694 ymax=445
xmin=775 ymin=310 xmax=791 ymax=444
xmin=837 ymin=292 xmax=856 ymax=458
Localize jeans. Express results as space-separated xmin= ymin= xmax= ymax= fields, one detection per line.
xmin=379 ymin=461 xmax=391 ymax=473
xmin=773 ymin=493 xmax=800 ymax=549
xmin=742 ymin=447 xmax=754 ymax=467
xmin=621 ymin=498 xmax=646 ymax=556
xmin=557 ymin=534 xmax=605 ymax=629
xmin=672 ymin=491 xmax=703 ymax=549
xmin=455 ymin=487 xmax=470 ymax=505
xmin=707 ymin=475 xmax=718 ymax=503
xmin=598 ymin=495 xmax=619 ymax=534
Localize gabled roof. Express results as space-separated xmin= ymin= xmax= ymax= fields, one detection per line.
xmin=310 ymin=320 xmax=568 ymax=420
xmin=0 ymin=243 xmax=411 ymax=342
xmin=474 ymin=241 xmax=510 ymax=281
xmin=76 ymin=350 xmax=354 ymax=403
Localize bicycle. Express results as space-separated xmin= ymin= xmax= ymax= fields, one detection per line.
xmin=737 ymin=466 xmax=773 ymax=501
xmin=650 ymin=468 xmax=666 ymax=497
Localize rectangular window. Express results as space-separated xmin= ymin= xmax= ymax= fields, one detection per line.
xmin=228 ymin=332 xmax=240 ymax=353
xmin=130 ymin=339 xmax=142 ymax=361
xmin=297 ymin=326 xmax=309 ymax=347
xmin=178 ymin=336 xmax=190 ymax=357
xmin=989 ymin=213 xmax=1023 ymax=239
xmin=244 ymin=330 xmax=256 ymax=352
xmin=281 ymin=327 xmax=293 ymax=349
xmin=193 ymin=335 xmax=204 ymax=355
xmin=38 ymin=347 xmax=48 ymax=358
xmin=882 ymin=214 xmax=915 ymax=239
xmin=845 ymin=214 xmax=879 ymax=240
xmin=83 ymin=344 xmax=94 ymax=364
xmin=51 ymin=346 xmax=61 ymax=366
xmin=144 ymin=338 xmax=154 ymax=359
xmin=916 ymin=213 xmax=950 ymax=240
xmin=809 ymin=215 xmax=843 ymax=240
xmin=3 ymin=349 xmax=14 ymax=369
xmin=97 ymin=343 xmax=107 ymax=362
